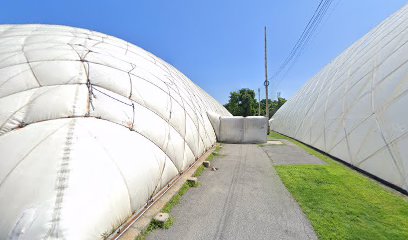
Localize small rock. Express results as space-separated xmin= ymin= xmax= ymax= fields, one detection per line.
xmin=211 ymin=167 xmax=218 ymax=171
xmin=187 ymin=177 xmax=198 ymax=184
xmin=153 ymin=212 xmax=170 ymax=225
xmin=203 ymin=161 xmax=211 ymax=168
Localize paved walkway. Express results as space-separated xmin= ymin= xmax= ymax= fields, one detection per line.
xmin=263 ymin=140 xmax=326 ymax=166
xmin=148 ymin=143 xmax=317 ymax=240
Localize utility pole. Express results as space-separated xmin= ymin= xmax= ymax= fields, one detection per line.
xmin=258 ymin=88 xmax=261 ymax=116
xmin=264 ymin=26 xmax=270 ymax=134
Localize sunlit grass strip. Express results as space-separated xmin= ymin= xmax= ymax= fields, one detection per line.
xmin=271 ymin=131 xmax=408 ymax=240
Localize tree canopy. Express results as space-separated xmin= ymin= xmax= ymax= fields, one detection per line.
xmin=259 ymin=97 xmax=287 ymax=118
xmin=224 ymin=88 xmax=287 ymax=118
xmin=223 ymin=88 xmax=258 ymax=117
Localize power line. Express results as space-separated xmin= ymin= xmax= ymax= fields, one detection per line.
xmin=273 ymin=0 xmax=325 ymax=78
xmin=269 ymin=0 xmax=335 ymax=84
xmin=271 ymin=0 xmax=335 ymax=92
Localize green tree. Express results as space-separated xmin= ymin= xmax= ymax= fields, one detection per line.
xmin=224 ymin=88 xmax=258 ymax=116
xmin=259 ymin=97 xmax=287 ymax=118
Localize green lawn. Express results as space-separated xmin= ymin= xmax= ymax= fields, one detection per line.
xmin=270 ymin=131 xmax=408 ymax=240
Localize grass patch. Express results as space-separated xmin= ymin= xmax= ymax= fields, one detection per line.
xmin=136 ymin=144 xmax=222 ymax=239
xmin=208 ymin=144 xmax=222 ymax=160
xmin=271 ymin=131 xmax=408 ymax=240
xmin=194 ymin=165 xmax=206 ymax=178
xmin=162 ymin=181 xmax=196 ymax=213
xmin=194 ymin=144 xmax=222 ymax=177
xmin=135 ymin=216 xmax=175 ymax=240
xmin=136 ymin=181 xmax=195 ymax=240
xmin=269 ymin=131 xmax=291 ymax=140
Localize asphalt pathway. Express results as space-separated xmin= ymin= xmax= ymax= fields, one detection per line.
xmin=148 ymin=144 xmax=318 ymax=240
xmin=263 ymin=139 xmax=327 ymax=166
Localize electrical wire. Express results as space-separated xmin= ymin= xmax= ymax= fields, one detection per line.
xmin=269 ymin=0 xmax=336 ymax=86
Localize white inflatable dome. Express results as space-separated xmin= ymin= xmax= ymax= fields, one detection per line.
xmin=271 ymin=5 xmax=408 ymax=193
xmin=0 ymin=24 xmax=230 ymax=239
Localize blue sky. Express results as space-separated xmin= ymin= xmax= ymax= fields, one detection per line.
xmin=0 ymin=0 xmax=407 ymax=104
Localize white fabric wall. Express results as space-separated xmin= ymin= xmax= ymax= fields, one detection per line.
xmin=243 ymin=116 xmax=268 ymax=143
xmin=207 ymin=111 xmax=221 ymax=139
xmin=0 ymin=24 xmax=231 ymax=240
xmin=219 ymin=116 xmax=245 ymax=143
xmin=213 ymin=115 xmax=267 ymax=143
xmin=271 ymin=4 xmax=408 ymax=193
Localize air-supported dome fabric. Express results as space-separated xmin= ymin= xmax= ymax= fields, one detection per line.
xmin=0 ymin=24 xmax=231 ymax=239
xmin=270 ymin=5 xmax=408 ymax=193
